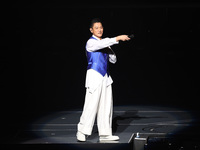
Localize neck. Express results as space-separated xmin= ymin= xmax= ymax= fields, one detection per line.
xmin=93 ymin=35 xmax=102 ymax=40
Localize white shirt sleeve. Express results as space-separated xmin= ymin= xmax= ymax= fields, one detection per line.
xmin=86 ymin=37 xmax=119 ymax=52
xmin=109 ymin=54 xmax=117 ymax=64
xmin=108 ymin=47 xmax=117 ymax=64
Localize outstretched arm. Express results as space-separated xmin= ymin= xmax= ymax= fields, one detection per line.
xmin=86 ymin=37 xmax=118 ymax=52
xmin=86 ymin=35 xmax=131 ymax=52
xmin=116 ymin=35 xmax=130 ymax=42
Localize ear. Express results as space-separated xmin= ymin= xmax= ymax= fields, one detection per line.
xmin=90 ymin=28 xmax=93 ymax=33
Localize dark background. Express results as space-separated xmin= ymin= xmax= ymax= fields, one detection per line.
xmin=1 ymin=1 xmax=200 ymax=123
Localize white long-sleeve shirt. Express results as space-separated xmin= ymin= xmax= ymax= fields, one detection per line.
xmin=85 ymin=35 xmax=119 ymax=93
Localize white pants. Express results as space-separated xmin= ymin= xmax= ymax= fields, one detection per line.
xmin=77 ymin=77 xmax=113 ymax=136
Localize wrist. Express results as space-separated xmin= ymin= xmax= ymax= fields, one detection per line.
xmin=116 ymin=36 xmax=120 ymax=42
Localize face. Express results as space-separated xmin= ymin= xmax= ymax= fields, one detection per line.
xmin=90 ymin=22 xmax=103 ymax=39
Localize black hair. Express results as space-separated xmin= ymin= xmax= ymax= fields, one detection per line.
xmin=90 ymin=18 xmax=102 ymax=28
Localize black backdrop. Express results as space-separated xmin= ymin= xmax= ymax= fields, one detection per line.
xmin=2 ymin=2 xmax=200 ymax=120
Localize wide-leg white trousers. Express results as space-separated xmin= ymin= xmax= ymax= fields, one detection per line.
xmin=77 ymin=77 xmax=113 ymax=136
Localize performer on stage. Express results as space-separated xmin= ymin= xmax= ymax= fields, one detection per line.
xmin=77 ymin=18 xmax=130 ymax=142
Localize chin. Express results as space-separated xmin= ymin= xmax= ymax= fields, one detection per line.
xmin=97 ymin=34 xmax=102 ymax=38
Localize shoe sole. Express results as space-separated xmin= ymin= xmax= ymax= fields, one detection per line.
xmin=99 ymin=138 xmax=119 ymax=141
xmin=77 ymin=138 xmax=86 ymax=142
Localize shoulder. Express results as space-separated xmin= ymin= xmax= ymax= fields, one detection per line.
xmin=86 ymin=38 xmax=97 ymax=46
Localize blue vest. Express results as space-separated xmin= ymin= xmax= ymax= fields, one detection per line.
xmin=86 ymin=36 xmax=109 ymax=77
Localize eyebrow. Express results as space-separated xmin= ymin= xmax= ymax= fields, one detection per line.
xmin=94 ymin=26 xmax=103 ymax=28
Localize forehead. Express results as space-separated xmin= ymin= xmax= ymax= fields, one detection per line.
xmin=93 ymin=22 xmax=103 ymax=28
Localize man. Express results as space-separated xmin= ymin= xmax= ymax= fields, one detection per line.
xmin=77 ymin=18 xmax=130 ymax=142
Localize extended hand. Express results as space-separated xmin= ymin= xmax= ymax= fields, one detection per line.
xmin=116 ymin=35 xmax=130 ymax=42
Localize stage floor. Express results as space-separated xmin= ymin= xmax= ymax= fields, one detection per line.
xmin=2 ymin=105 xmax=200 ymax=150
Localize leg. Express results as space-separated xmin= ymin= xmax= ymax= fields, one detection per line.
xmin=77 ymin=84 xmax=102 ymax=136
xmin=97 ymin=80 xmax=113 ymax=136
xmin=97 ymin=79 xmax=119 ymax=141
